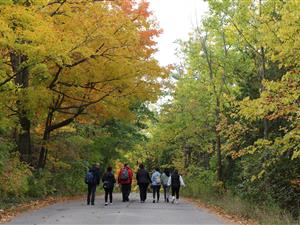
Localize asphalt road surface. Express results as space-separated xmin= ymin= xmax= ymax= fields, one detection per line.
xmin=7 ymin=193 xmax=227 ymax=225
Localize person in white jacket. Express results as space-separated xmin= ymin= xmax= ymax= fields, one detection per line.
xmin=167 ymin=169 xmax=185 ymax=204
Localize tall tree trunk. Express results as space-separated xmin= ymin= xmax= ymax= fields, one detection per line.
xmin=260 ymin=46 xmax=268 ymax=138
xmin=215 ymin=96 xmax=222 ymax=181
xmin=10 ymin=52 xmax=32 ymax=163
xmin=38 ymin=134 xmax=49 ymax=169
xmin=259 ymin=0 xmax=268 ymax=139
xmin=37 ymin=104 xmax=81 ymax=168
xmin=184 ymin=145 xmax=192 ymax=168
xmin=38 ymin=112 xmax=52 ymax=169
xmin=200 ymin=34 xmax=223 ymax=181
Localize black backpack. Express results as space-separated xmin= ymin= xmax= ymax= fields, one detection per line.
xmin=171 ymin=174 xmax=180 ymax=187
xmin=102 ymin=172 xmax=114 ymax=189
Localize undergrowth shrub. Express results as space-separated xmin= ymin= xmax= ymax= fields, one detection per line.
xmin=0 ymin=153 xmax=32 ymax=201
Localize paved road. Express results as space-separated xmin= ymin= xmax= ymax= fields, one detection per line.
xmin=7 ymin=193 xmax=227 ymax=225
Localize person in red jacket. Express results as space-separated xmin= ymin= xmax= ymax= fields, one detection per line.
xmin=118 ymin=163 xmax=133 ymax=202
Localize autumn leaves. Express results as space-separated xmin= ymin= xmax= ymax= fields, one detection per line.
xmin=0 ymin=0 xmax=166 ymax=168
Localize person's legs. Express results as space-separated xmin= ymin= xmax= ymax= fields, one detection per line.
xmin=122 ymin=184 xmax=130 ymax=201
xmin=140 ymin=183 xmax=148 ymax=201
xmin=171 ymin=186 xmax=175 ymax=197
xmin=91 ymin=185 xmax=97 ymax=205
xmin=87 ymin=184 xmax=92 ymax=205
xmin=143 ymin=184 xmax=148 ymax=201
xmin=156 ymin=185 xmax=161 ymax=202
xmin=125 ymin=184 xmax=131 ymax=201
xmin=144 ymin=184 xmax=149 ymax=201
xmin=152 ymin=185 xmax=156 ymax=202
xmin=139 ymin=185 xmax=142 ymax=201
xmin=128 ymin=184 xmax=131 ymax=201
xmin=121 ymin=185 xmax=126 ymax=202
xmin=105 ymin=188 xmax=108 ymax=203
xmin=163 ymin=185 xmax=167 ymax=201
xmin=171 ymin=186 xmax=176 ymax=203
xmin=109 ymin=188 xmax=113 ymax=203
xmin=166 ymin=186 xmax=170 ymax=202
xmin=139 ymin=184 xmax=145 ymax=201
xmin=176 ymin=186 xmax=180 ymax=199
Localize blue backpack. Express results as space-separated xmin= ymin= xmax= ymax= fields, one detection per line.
xmin=85 ymin=171 xmax=94 ymax=184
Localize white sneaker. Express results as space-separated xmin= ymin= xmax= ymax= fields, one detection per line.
xmin=171 ymin=196 xmax=175 ymax=204
xmin=105 ymin=202 xmax=108 ymax=206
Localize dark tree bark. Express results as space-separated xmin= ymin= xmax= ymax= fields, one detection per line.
xmin=10 ymin=52 xmax=32 ymax=163
xmin=38 ymin=113 xmax=52 ymax=169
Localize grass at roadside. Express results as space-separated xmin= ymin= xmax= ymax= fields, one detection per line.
xmin=183 ymin=188 xmax=300 ymax=225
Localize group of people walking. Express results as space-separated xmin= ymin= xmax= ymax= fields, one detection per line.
xmin=137 ymin=164 xmax=185 ymax=204
xmin=85 ymin=163 xmax=185 ymax=206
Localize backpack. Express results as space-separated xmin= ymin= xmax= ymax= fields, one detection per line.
xmin=85 ymin=171 xmax=94 ymax=184
xmin=161 ymin=173 xmax=169 ymax=186
xmin=171 ymin=174 xmax=180 ymax=187
xmin=103 ymin=172 xmax=114 ymax=189
xmin=120 ymin=168 xmax=129 ymax=180
xmin=103 ymin=181 xmax=110 ymax=189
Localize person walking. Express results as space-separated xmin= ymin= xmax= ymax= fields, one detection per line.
xmin=102 ymin=166 xmax=116 ymax=206
xmin=161 ymin=168 xmax=170 ymax=202
xmin=118 ymin=163 xmax=133 ymax=202
xmin=136 ymin=164 xmax=151 ymax=203
xmin=151 ymin=168 xmax=161 ymax=203
xmin=85 ymin=163 xmax=101 ymax=205
xmin=168 ymin=169 xmax=185 ymax=204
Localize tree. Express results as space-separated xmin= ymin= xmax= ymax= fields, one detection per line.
xmin=0 ymin=0 xmax=166 ymax=168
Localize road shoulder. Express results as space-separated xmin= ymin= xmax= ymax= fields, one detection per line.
xmin=0 ymin=195 xmax=85 ymax=224
xmin=184 ymin=197 xmax=257 ymax=225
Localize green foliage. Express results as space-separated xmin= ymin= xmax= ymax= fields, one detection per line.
xmin=0 ymin=1 xmax=299 ymax=224
xmin=143 ymin=0 xmax=300 ymax=222
xmin=51 ymin=160 xmax=87 ymax=195
xmin=0 ymin=139 xmax=13 ymax=172
xmin=27 ymin=170 xmax=55 ymax=198
xmin=182 ymin=168 xmax=222 ymax=200
xmin=0 ymin=153 xmax=32 ymax=200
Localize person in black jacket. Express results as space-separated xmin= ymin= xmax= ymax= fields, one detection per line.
xmin=168 ymin=169 xmax=185 ymax=204
xmin=87 ymin=163 xmax=101 ymax=205
xmin=136 ymin=164 xmax=151 ymax=203
xmin=102 ymin=166 xmax=116 ymax=206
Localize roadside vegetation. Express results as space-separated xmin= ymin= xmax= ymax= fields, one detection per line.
xmin=0 ymin=1 xmax=299 ymax=225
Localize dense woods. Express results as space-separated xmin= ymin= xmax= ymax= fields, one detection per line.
xmin=138 ymin=0 xmax=300 ymax=223
xmin=0 ymin=0 xmax=166 ymax=205
xmin=0 ymin=0 xmax=299 ymax=224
